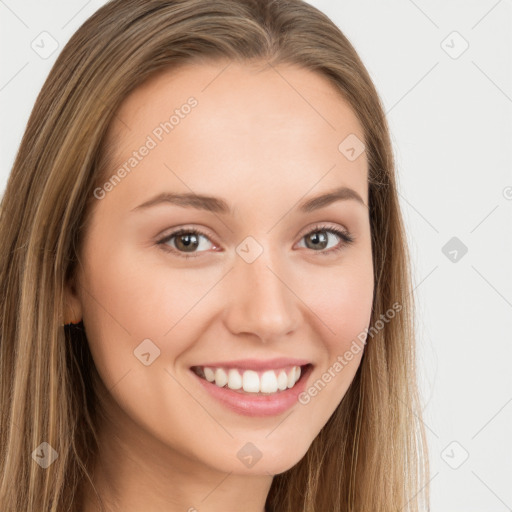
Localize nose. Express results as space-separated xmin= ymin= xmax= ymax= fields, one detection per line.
xmin=223 ymin=250 xmax=301 ymax=343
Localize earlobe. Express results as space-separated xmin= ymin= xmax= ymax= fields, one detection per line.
xmin=63 ymin=278 xmax=83 ymax=326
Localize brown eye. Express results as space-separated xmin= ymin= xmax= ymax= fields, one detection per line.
xmin=157 ymin=228 xmax=215 ymax=258
xmin=174 ymin=232 xmax=200 ymax=252
xmin=157 ymin=224 xmax=354 ymax=260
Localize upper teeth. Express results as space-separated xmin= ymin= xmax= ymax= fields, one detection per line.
xmin=200 ymin=366 xmax=302 ymax=394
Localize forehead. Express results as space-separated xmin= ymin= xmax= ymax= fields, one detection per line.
xmin=100 ymin=60 xmax=369 ymax=209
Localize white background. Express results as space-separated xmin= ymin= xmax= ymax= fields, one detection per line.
xmin=1 ymin=1 xmax=511 ymax=510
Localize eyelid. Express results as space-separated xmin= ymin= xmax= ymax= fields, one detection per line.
xmin=297 ymin=222 xmax=353 ymax=242
xmin=156 ymin=222 xmax=355 ymax=259
xmin=156 ymin=225 xmax=219 ymax=258
xmin=297 ymin=222 xmax=355 ymax=256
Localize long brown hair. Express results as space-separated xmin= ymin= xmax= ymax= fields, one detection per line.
xmin=0 ymin=0 xmax=430 ymax=510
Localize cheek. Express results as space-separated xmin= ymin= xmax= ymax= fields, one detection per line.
xmin=78 ymin=239 xmax=215 ymax=379
xmin=81 ymin=236 xmax=186 ymax=334
xmin=305 ymin=249 xmax=374 ymax=351
xmin=321 ymin=273 xmax=374 ymax=346
xmin=293 ymin=254 xmax=373 ymax=428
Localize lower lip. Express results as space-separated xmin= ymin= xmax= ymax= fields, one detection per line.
xmin=191 ymin=365 xmax=313 ymax=417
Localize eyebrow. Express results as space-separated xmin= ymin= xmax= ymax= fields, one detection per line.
xmin=130 ymin=185 xmax=367 ymax=214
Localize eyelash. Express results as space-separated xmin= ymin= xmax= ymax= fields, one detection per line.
xmin=156 ymin=223 xmax=355 ymax=259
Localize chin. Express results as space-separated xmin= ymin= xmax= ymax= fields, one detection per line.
xmin=215 ymin=439 xmax=312 ymax=476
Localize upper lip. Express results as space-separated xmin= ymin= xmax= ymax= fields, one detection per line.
xmin=191 ymin=358 xmax=311 ymax=370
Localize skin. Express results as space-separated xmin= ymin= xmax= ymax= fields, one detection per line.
xmin=66 ymin=60 xmax=374 ymax=512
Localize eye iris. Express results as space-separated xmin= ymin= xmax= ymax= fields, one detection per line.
xmin=175 ymin=233 xmax=199 ymax=252
xmin=305 ymin=231 xmax=328 ymax=250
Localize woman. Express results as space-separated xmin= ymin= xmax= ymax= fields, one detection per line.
xmin=0 ymin=0 xmax=430 ymax=510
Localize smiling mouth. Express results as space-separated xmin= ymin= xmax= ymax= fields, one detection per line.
xmin=191 ymin=364 xmax=312 ymax=395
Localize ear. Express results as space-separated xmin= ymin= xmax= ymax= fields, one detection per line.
xmin=63 ymin=276 xmax=83 ymax=325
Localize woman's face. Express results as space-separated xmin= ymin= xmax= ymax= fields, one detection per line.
xmin=69 ymin=60 xmax=374 ymax=476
